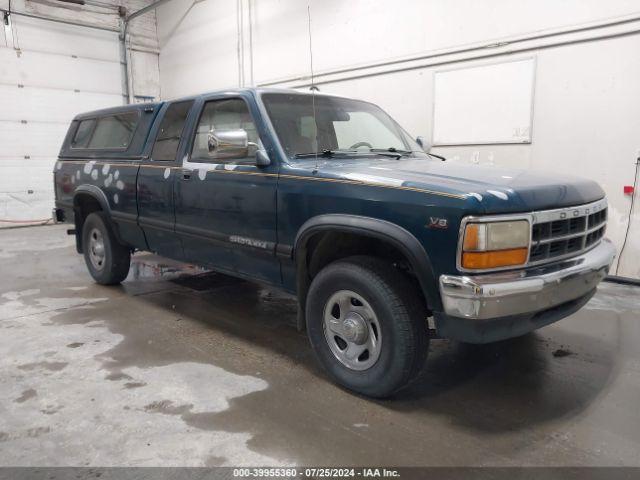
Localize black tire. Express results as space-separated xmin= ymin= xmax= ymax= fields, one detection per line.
xmin=81 ymin=212 xmax=131 ymax=285
xmin=306 ymin=256 xmax=429 ymax=398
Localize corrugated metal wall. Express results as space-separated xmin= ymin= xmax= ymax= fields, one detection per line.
xmin=0 ymin=0 xmax=160 ymax=225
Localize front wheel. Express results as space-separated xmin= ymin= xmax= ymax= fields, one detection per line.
xmin=306 ymin=256 xmax=429 ymax=398
xmin=82 ymin=212 xmax=131 ymax=285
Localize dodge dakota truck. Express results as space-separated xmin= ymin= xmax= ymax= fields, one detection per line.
xmin=53 ymin=88 xmax=616 ymax=397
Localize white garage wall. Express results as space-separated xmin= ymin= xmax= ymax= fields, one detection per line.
xmin=156 ymin=0 xmax=640 ymax=280
xmin=318 ymin=38 xmax=640 ymax=280
xmin=0 ymin=0 xmax=160 ymax=225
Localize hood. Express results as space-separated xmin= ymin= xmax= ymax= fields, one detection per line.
xmin=301 ymin=157 xmax=605 ymax=213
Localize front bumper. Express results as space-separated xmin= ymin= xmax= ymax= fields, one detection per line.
xmin=435 ymin=239 xmax=616 ymax=342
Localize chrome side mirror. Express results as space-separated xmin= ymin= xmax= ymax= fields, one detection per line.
xmin=207 ymin=128 xmax=269 ymax=166
xmin=207 ymin=129 xmax=249 ymax=159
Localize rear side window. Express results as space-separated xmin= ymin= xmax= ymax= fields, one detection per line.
xmin=151 ymin=101 xmax=193 ymax=161
xmin=71 ymin=119 xmax=96 ymax=148
xmin=87 ymin=112 xmax=139 ymax=149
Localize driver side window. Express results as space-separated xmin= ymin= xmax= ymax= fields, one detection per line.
xmin=191 ymin=98 xmax=259 ymax=164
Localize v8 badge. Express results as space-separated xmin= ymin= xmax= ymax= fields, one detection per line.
xmin=427 ymin=217 xmax=448 ymax=229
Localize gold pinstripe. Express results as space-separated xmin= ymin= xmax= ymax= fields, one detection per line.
xmin=58 ymin=160 xmax=466 ymax=200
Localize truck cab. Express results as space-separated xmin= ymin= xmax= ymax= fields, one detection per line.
xmin=53 ymin=88 xmax=616 ymax=398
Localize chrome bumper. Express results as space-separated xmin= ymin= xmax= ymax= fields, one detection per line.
xmin=439 ymin=239 xmax=616 ymax=320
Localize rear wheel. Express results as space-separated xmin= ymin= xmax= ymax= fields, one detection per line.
xmin=82 ymin=212 xmax=131 ymax=285
xmin=306 ymin=256 xmax=428 ymax=398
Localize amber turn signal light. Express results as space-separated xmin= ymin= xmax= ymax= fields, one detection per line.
xmin=462 ymin=223 xmax=481 ymax=251
xmin=462 ymin=248 xmax=528 ymax=269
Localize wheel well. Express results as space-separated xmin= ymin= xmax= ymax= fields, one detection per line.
xmin=296 ymin=230 xmax=429 ymax=320
xmin=73 ymin=193 xmax=103 ymax=253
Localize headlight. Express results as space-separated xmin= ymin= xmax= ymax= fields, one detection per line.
xmin=461 ymin=220 xmax=530 ymax=270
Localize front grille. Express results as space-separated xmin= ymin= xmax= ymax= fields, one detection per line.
xmin=529 ymin=200 xmax=607 ymax=265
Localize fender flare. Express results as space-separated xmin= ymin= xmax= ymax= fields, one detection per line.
xmin=72 ymin=185 xmax=123 ymax=252
xmin=73 ymin=184 xmax=111 ymax=213
xmin=294 ymin=214 xmax=442 ymax=313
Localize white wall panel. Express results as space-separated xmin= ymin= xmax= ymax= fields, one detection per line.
xmin=158 ymin=0 xmax=640 ymax=96
xmin=303 ymin=0 xmax=640 ymax=76
xmin=0 ymin=158 xmax=57 ymax=193
xmin=0 ymin=47 xmax=121 ymax=94
xmin=529 ymin=35 xmax=640 ymax=278
xmin=0 ymin=3 xmax=141 ymax=223
xmin=0 ymin=0 xmax=161 ymax=224
xmin=0 ymin=85 xmax=122 ymax=123
xmin=0 ymin=122 xmax=69 ymax=157
xmin=9 ymin=15 xmax=120 ymax=61
xmin=157 ymin=0 xmax=240 ymax=97
xmin=0 ymin=191 xmax=54 ymax=222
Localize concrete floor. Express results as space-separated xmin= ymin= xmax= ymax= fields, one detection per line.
xmin=1 ymin=224 xmax=639 ymax=467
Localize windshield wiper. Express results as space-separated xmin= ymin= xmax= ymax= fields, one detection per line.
xmin=371 ymin=148 xmax=411 ymax=154
xmin=294 ymin=149 xmax=358 ymax=159
xmin=294 ymin=148 xmax=411 ymax=160
xmin=373 ymin=148 xmax=447 ymax=162
xmin=372 ymin=148 xmax=405 ymax=158
xmin=370 ymin=148 xmax=414 ymax=159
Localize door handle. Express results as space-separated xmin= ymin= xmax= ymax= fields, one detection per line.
xmin=181 ymin=169 xmax=192 ymax=180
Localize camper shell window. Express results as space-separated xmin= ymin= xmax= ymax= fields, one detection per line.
xmin=71 ymin=119 xmax=96 ymax=148
xmin=88 ymin=112 xmax=140 ymax=150
xmin=70 ymin=111 xmax=140 ymax=151
xmin=61 ymin=103 xmax=159 ymax=160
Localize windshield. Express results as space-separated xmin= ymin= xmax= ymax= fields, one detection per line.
xmin=261 ymin=92 xmax=425 ymax=159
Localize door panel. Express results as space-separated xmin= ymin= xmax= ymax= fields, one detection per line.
xmin=174 ymin=167 xmax=236 ymax=271
xmin=176 ymin=165 xmax=279 ymax=281
xmin=137 ymin=164 xmax=179 ymax=256
xmin=174 ymin=96 xmax=280 ymax=283
xmin=137 ymin=101 xmax=194 ymax=258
